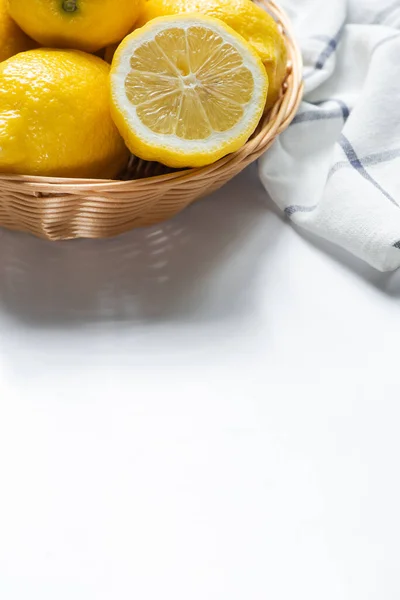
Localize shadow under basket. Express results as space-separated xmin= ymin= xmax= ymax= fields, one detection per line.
xmin=0 ymin=0 xmax=303 ymax=241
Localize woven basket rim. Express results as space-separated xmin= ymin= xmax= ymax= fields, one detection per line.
xmin=0 ymin=0 xmax=303 ymax=192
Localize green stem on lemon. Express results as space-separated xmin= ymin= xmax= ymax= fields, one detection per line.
xmin=62 ymin=0 xmax=78 ymax=12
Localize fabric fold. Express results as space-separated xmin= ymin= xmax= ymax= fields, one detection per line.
xmin=260 ymin=0 xmax=400 ymax=271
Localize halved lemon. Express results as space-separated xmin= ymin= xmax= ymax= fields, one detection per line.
xmin=110 ymin=14 xmax=268 ymax=168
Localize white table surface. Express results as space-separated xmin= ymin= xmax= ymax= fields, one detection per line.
xmin=1 ymin=164 xmax=400 ymax=599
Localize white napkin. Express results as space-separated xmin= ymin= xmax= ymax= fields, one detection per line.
xmin=259 ymin=0 xmax=400 ymax=271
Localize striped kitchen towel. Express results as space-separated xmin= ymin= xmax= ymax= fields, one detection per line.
xmin=259 ymin=0 xmax=400 ymax=271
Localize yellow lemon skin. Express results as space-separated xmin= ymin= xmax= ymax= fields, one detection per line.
xmin=136 ymin=0 xmax=287 ymax=107
xmin=0 ymin=49 xmax=129 ymax=178
xmin=7 ymin=0 xmax=145 ymax=53
xmin=0 ymin=0 xmax=36 ymax=62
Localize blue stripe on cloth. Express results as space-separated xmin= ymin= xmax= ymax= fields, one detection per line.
xmin=315 ymin=99 xmax=350 ymax=120
xmin=339 ymin=135 xmax=399 ymax=207
xmin=291 ymin=99 xmax=350 ymax=125
xmin=292 ymin=109 xmax=344 ymax=124
xmin=285 ymin=143 xmax=400 ymax=217
xmin=329 ymin=147 xmax=400 ymax=177
xmin=284 ymin=205 xmax=318 ymax=217
xmin=315 ymin=24 xmax=345 ymax=69
xmin=303 ymin=22 xmax=346 ymax=80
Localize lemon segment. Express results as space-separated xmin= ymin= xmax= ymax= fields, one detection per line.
xmin=110 ymin=15 xmax=268 ymax=168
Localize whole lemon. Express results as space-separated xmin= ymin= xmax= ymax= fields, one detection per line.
xmin=0 ymin=49 xmax=129 ymax=178
xmin=7 ymin=0 xmax=145 ymax=53
xmin=0 ymin=0 xmax=36 ymax=62
xmin=136 ymin=0 xmax=287 ymax=107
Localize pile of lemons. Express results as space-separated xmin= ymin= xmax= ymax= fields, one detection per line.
xmin=0 ymin=0 xmax=287 ymax=178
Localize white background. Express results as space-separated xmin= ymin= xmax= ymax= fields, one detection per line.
xmin=1 ymin=165 xmax=399 ymax=598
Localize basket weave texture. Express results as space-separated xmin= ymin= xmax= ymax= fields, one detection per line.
xmin=0 ymin=0 xmax=303 ymax=241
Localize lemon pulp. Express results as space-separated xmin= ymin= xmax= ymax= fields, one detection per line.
xmin=126 ymin=25 xmax=254 ymax=139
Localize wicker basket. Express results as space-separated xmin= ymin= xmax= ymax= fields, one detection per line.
xmin=0 ymin=0 xmax=303 ymax=241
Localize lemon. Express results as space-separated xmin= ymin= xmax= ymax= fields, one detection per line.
xmin=7 ymin=0 xmax=145 ymax=53
xmin=110 ymin=15 xmax=268 ymax=168
xmin=0 ymin=0 xmax=36 ymax=62
xmin=0 ymin=49 xmax=129 ymax=178
xmin=136 ymin=0 xmax=287 ymax=107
